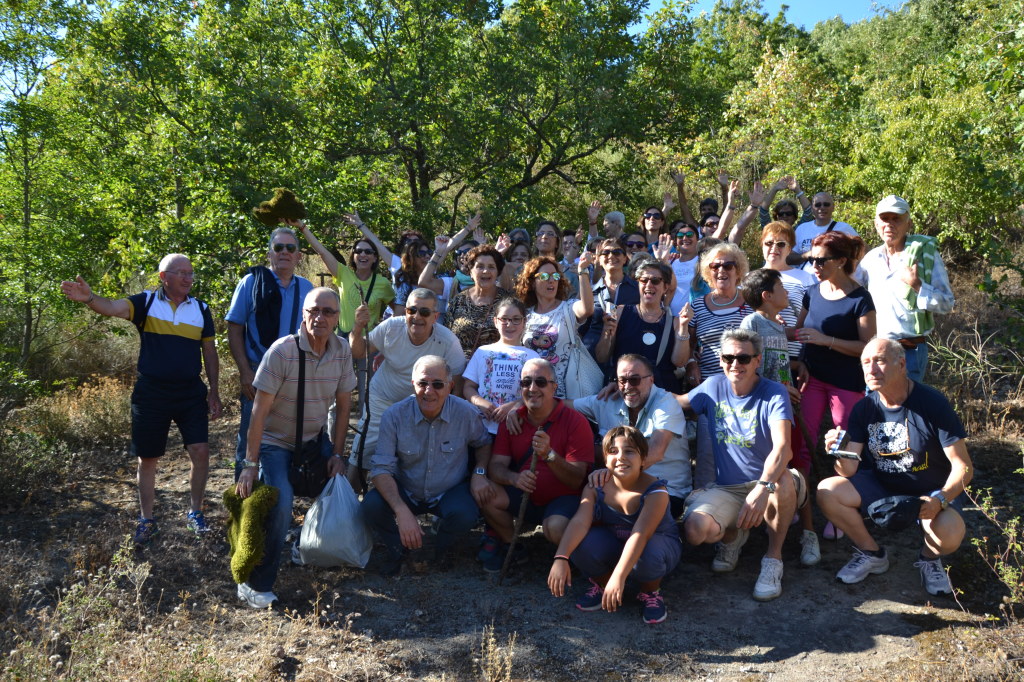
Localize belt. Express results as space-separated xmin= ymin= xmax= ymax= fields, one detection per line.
xmin=897 ymin=336 xmax=929 ymax=349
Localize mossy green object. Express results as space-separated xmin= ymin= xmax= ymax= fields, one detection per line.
xmin=252 ymin=187 xmax=306 ymax=226
xmin=223 ymin=481 xmax=279 ymax=585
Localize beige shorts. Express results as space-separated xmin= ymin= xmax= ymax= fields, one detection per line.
xmin=683 ymin=469 xmax=808 ymax=531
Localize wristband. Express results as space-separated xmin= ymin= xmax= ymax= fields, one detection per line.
xmin=795 ymin=190 xmax=805 ymax=198
xmin=86 ymin=293 xmax=95 ymax=305
xmin=554 ymin=555 xmax=570 ymax=562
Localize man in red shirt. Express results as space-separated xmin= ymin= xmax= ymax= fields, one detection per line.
xmin=480 ymin=359 xmax=594 ymax=574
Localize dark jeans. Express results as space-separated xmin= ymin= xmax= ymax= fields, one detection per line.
xmin=362 ymin=482 xmax=478 ymax=559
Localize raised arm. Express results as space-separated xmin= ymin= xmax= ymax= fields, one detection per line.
xmin=716 ymin=169 xmax=730 ymax=212
xmin=726 ymin=181 xmax=765 ymax=244
xmin=60 ymin=276 xmax=131 ymax=319
xmin=296 ymin=220 xmax=340 ymax=278
xmin=586 ymin=200 xmax=602 ymax=240
xmin=571 ymin=251 xmax=596 ymax=321
xmin=672 ymin=170 xmax=699 ymax=228
xmin=342 ymin=211 xmax=394 ymax=266
xmin=712 ymin=179 xmax=741 ymax=240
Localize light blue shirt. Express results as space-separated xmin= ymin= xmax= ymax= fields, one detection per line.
xmin=225 ymin=270 xmax=314 ymax=368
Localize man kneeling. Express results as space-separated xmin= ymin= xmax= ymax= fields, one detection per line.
xmin=817 ymin=338 xmax=972 ymax=596
xmin=677 ymin=329 xmax=806 ymax=601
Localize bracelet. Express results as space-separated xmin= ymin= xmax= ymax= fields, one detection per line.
xmin=86 ymin=293 xmax=95 ymax=305
xmin=588 ymin=222 xmax=598 ymax=226
xmin=795 ymin=190 xmax=805 ymax=198
xmin=357 ymin=223 xmax=366 ymax=229
xmin=686 ymin=357 xmax=697 ymax=365
xmin=829 ymin=336 xmax=835 ymax=350
xmin=554 ymin=555 xmax=570 ymax=562
xmin=676 ymin=333 xmax=690 ymax=341
xmin=578 ymin=270 xmax=590 ymax=278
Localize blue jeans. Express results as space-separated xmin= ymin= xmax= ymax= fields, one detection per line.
xmin=247 ymin=437 xmax=332 ymax=592
xmin=571 ymin=527 xmax=682 ymax=582
xmin=905 ymin=342 xmax=929 ymax=382
xmin=362 ymin=482 xmax=478 ymax=560
xmin=233 ymin=393 xmax=254 ymax=482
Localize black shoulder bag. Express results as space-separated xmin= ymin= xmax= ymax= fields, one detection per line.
xmin=288 ymin=333 xmax=330 ymax=498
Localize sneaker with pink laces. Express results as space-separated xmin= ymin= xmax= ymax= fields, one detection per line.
xmin=576 ymin=578 xmax=604 ymax=611
xmin=637 ymin=590 xmax=667 ymax=624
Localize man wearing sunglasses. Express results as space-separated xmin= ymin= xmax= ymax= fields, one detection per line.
xmin=234 ymin=287 xmax=356 ymax=607
xmin=676 ymin=329 xmax=804 ymax=602
xmin=363 ymin=355 xmax=493 ymax=576
xmin=479 ymin=359 xmax=594 ymax=574
xmin=226 ymin=227 xmax=314 ymax=481
xmin=817 ymin=338 xmax=972 ymax=597
xmin=790 ymin=192 xmax=859 ymax=270
xmin=348 ymin=288 xmax=467 ymax=481
xmin=570 ymin=354 xmax=691 ymax=518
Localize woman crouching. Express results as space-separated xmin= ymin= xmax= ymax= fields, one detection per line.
xmin=547 ymin=426 xmax=682 ymax=624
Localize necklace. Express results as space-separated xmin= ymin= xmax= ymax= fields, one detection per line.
xmin=710 ymin=291 xmax=739 ymax=306
xmin=638 ymin=304 xmax=664 ymax=322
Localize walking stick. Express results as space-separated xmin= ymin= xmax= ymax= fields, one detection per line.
xmin=498 ymin=426 xmax=547 ymax=585
xmin=354 ymin=284 xmax=372 ymax=493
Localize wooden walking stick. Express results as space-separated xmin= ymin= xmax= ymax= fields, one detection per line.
xmin=353 ymin=283 xmax=372 ymax=493
xmin=498 ymin=425 xmax=548 ymax=585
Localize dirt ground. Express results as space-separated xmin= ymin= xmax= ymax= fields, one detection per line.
xmin=3 ymin=412 xmax=1019 ymax=681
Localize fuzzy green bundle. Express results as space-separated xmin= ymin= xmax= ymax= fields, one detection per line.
xmin=252 ymin=187 xmax=306 ymax=226
xmin=223 ymin=481 xmax=280 ymax=584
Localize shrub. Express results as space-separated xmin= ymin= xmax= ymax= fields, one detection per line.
xmin=21 ymin=375 xmax=132 ymax=449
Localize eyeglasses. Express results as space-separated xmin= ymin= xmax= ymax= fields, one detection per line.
xmin=625 ymin=241 xmax=646 ymax=249
xmin=643 ymin=213 xmax=663 ymax=220
xmin=807 ymin=255 xmax=838 ymax=267
xmin=616 ymin=374 xmax=652 ymax=386
xmin=416 ymin=380 xmax=447 ymax=390
xmin=353 ymin=248 xmax=376 ymax=256
xmin=520 ymin=376 xmax=551 ymax=388
xmin=534 ymin=272 xmax=562 ymax=281
xmin=600 ymin=248 xmax=625 ymax=257
xmin=763 ymin=240 xmax=789 ymax=249
xmin=720 ymin=353 xmax=757 ymax=365
xmin=709 ymin=261 xmax=737 ymax=271
xmin=813 ymin=202 xmax=833 ymax=208
xmin=537 ymin=231 xmax=558 ymax=239
xmin=496 ymin=316 xmax=524 ymax=325
xmin=272 ymin=243 xmax=298 ymax=253
xmin=405 ymin=306 xmax=435 ymax=317
xmin=416 ymin=249 xmax=434 ymax=258
xmin=305 ymin=307 xmax=339 ymax=317
xmin=166 ymin=269 xmax=195 ymax=278
xmin=637 ymin=276 xmax=664 ymax=286
xmin=675 ymin=231 xmax=696 ymax=239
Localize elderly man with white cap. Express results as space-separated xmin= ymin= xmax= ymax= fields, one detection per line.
xmin=859 ymin=195 xmax=955 ymax=381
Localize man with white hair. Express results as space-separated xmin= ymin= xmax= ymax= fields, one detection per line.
xmin=60 ymin=254 xmax=222 ymax=545
xmin=362 ymin=355 xmax=493 ymax=576
xmin=859 ymin=195 xmax=955 ymax=381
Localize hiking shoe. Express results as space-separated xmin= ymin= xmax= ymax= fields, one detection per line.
xmin=800 ymin=529 xmax=821 ymax=566
xmin=711 ymin=528 xmax=749 ymax=573
xmin=133 ymin=517 xmax=158 ymax=546
xmin=836 ymin=547 xmax=889 ymax=584
xmin=483 ymin=543 xmax=527 ymax=574
xmin=576 ymin=579 xmax=604 ymax=612
xmin=637 ymin=590 xmax=667 ymax=624
xmin=186 ymin=510 xmax=211 ymax=535
xmin=477 ymin=530 xmax=500 ymax=563
xmin=914 ymin=557 xmax=953 ymax=596
xmin=290 ymin=539 xmax=305 ymax=566
xmin=823 ymin=521 xmax=845 ymax=540
xmin=237 ymin=582 xmax=277 ymax=609
xmin=753 ymin=557 xmax=784 ymax=601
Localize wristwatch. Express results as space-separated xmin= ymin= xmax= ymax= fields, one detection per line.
xmin=930 ymin=490 xmax=949 ymax=510
xmin=546 ymin=449 xmax=558 ymax=463
xmin=243 ymin=459 xmax=259 ymax=469
xmin=473 ymin=467 xmax=487 ymax=476
xmin=757 ymin=480 xmax=776 ymax=493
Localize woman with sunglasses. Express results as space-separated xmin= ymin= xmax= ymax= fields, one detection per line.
xmin=638 ymin=206 xmax=666 ymax=246
xmin=463 ymin=298 xmax=540 ymax=435
xmin=793 ymin=232 xmax=875 ymax=539
xmin=580 ymin=238 xmax=640 ymax=356
xmin=446 ymin=245 xmax=511 ymax=359
xmin=517 ymin=255 xmax=595 ymax=398
xmin=596 ymin=261 xmax=692 ymax=393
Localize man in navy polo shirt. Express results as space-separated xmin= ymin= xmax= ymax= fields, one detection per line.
xmin=61 ymin=254 xmax=221 ymax=545
xmin=226 ymin=226 xmax=313 ymax=480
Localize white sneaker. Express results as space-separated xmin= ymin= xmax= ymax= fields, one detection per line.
xmin=799 ymin=529 xmax=821 ymax=566
xmin=711 ymin=528 xmax=749 ymax=573
xmin=836 ymin=547 xmax=889 ymax=584
xmin=753 ymin=557 xmax=784 ymax=601
xmin=914 ymin=557 xmax=953 ymax=596
xmin=237 ymin=582 xmax=278 ymax=609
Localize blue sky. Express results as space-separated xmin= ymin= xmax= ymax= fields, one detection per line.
xmin=680 ymin=0 xmax=904 ymax=29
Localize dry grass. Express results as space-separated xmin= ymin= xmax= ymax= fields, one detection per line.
xmin=20 ymin=374 xmax=133 ymax=449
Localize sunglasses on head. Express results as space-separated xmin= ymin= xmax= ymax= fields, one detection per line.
xmin=763 ymin=240 xmax=788 ymax=249
xmin=720 ymin=353 xmax=756 ymax=365
xmin=520 ymin=376 xmax=551 ymax=388
xmin=600 ymin=248 xmax=625 ymax=257
xmin=273 ymin=243 xmax=298 ymax=253
xmin=625 ymin=241 xmax=646 ymax=248
xmin=675 ymin=231 xmax=696 ymax=239
xmin=643 ymin=213 xmax=663 ymax=220
xmin=709 ymin=261 xmax=737 ymax=271
xmin=807 ymin=255 xmax=838 ymax=267
xmin=305 ymin=306 xmax=339 ymax=317
xmin=534 ymin=272 xmax=562 ymax=281
xmin=616 ymin=374 xmax=652 ymax=387
xmin=416 ymin=379 xmax=447 ymax=390
xmin=353 ymin=247 xmax=376 ymax=256
xmin=405 ymin=306 xmax=435 ymax=317
xmin=638 ymin=276 xmax=663 ymax=286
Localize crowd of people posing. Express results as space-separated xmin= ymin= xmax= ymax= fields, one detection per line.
xmin=61 ymin=173 xmax=973 ymax=626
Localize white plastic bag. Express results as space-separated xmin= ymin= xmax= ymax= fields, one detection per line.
xmin=299 ymin=474 xmax=372 ymax=568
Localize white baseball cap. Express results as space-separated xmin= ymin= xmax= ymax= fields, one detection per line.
xmin=875 ymin=195 xmax=910 ymax=216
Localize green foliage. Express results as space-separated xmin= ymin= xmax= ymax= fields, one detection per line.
xmin=0 ymin=426 xmax=73 ymax=504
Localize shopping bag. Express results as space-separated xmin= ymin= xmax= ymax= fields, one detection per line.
xmin=298 ymin=474 xmax=372 ymax=568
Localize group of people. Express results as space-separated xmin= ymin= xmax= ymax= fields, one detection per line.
xmin=59 ymin=175 xmax=973 ymax=625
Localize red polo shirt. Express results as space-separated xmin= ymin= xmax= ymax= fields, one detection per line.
xmin=493 ymin=400 xmax=594 ymax=506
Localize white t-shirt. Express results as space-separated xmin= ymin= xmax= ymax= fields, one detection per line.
xmin=463 ymin=342 xmax=540 ymax=433
xmin=368 ymin=317 xmax=467 ymax=404
xmin=794 ymin=220 xmax=857 ymax=255
xmin=671 ymin=256 xmax=700 ymax=313
xmin=523 ymin=300 xmax=581 ymax=399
